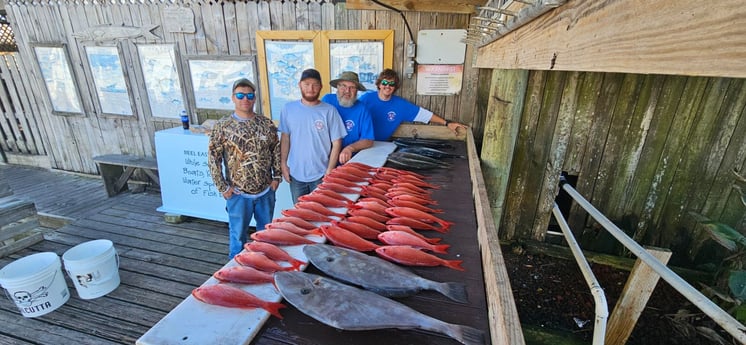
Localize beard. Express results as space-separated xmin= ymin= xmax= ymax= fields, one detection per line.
xmin=301 ymin=89 xmax=320 ymax=102
xmin=337 ymin=94 xmax=356 ymax=108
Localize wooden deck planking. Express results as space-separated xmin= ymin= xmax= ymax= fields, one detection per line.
xmin=0 ymin=139 xmax=498 ymax=345
xmin=0 ymin=164 xmax=227 ymax=344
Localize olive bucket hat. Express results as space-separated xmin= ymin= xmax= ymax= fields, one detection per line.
xmin=330 ymin=71 xmax=367 ymax=91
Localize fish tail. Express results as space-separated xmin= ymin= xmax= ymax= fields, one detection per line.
xmin=437 ymin=220 xmax=454 ymax=231
xmin=444 ymin=259 xmax=465 ymax=271
xmin=431 ymin=208 xmax=445 ymax=213
xmin=263 ymin=302 xmax=286 ymax=319
xmin=433 ymin=244 xmax=450 ymax=254
xmin=289 ymin=258 xmax=306 ymax=271
xmin=424 ymin=236 xmax=442 ymax=244
xmin=454 ymin=324 xmax=486 ymax=345
xmin=436 ymin=282 xmax=469 ymax=304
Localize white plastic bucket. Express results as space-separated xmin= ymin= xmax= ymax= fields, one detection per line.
xmin=62 ymin=239 xmax=120 ymax=299
xmin=0 ymin=252 xmax=70 ymax=317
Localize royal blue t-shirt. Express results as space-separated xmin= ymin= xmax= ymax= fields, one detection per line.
xmin=321 ymin=94 xmax=375 ymax=147
xmin=359 ymin=92 xmax=433 ymax=141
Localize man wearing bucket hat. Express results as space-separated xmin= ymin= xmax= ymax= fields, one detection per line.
xmin=321 ymin=71 xmax=374 ymax=164
xmin=208 ymin=78 xmax=281 ymax=259
xmin=279 ymin=68 xmax=347 ymax=203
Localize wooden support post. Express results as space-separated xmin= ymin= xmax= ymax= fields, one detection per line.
xmin=605 ymin=247 xmax=672 ymax=345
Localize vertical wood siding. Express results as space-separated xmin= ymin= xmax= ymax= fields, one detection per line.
xmin=3 ymin=0 xmax=477 ymax=173
xmin=495 ymin=70 xmax=746 ymax=266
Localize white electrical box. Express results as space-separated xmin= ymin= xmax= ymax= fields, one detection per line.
xmin=416 ymin=29 xmax=467 ymax=64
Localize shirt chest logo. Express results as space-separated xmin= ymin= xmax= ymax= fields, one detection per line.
xmin=314 ymin=120 xmax=325 ymax=131
xmin=345 ymin=120 xmax=355 ymax=131
xmin=387 ymin=111 xmax=397 ymax=122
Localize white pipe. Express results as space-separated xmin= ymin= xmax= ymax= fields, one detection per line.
xmin=560 ymin=180 xmax=746 ymax=343
xmin=552 ymin=203 xmax=608 ymax=345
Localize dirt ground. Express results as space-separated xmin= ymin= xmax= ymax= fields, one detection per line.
xmin=501 ymin=245 xmax=738 ymax=345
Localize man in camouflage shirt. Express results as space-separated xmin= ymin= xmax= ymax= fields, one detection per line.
xmin=208 ymin=78 xmax=282 ymax=259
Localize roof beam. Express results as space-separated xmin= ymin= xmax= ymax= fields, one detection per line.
xmin=475 ymin=0 xmax=746 ymax=78
xmin=345 ymin=0 xmax=483 ymax=14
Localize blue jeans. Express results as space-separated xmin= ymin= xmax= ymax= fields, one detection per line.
xmin=225 ymin=188 xmax=276 ymax=259
xmin=289 ymin=176 xmax=322 ymax=204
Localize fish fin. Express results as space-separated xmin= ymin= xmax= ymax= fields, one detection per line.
xmin=264 ymin=302 xmax=286 ymax=319
xmin=433 ymin=244 xmax=450 ymax=254
xmin=430 ymin=208 xmax=444 ymax=214
xmin=438 ymin=221 xmax=454 ymax=231
xmin=424 ymin=236 xmax=442 ymax=244
xmin=444 ymin=259 xmax=465 ymax=271
xmin=310 ymin=228 xmax=324 ymax=236
xmin=436 ymin=282 xmax=469 ymax=304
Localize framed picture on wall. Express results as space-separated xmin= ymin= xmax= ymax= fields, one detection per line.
xmin=322 ymin=30 xmax=393 ymax=96
xmin=84 ymin=45 xmax=134 ymax=116
xmin=137 ymin=44 xmax=185 ymax=119
xmin=32 ymin=44 xmax=84 ymax=115
xmin=188 ymin=56 xmax=258 ymax=111
xmin=256 ymin=31 xmax=319 ymax=121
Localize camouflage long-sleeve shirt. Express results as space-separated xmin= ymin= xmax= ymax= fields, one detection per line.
xmin=208 ymin=113 xmax=281 ymax=195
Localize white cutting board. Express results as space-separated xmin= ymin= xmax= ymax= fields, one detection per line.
xmin=137 ymin=141 xmax=395 ymax=345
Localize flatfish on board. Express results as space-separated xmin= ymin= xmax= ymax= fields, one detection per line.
xmin=303 ymin=244 xmax=467 ymax=303
xmin=274 ymin=271 xmax=485 ymax=345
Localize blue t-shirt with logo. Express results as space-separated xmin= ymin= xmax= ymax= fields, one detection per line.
xmin=321 ymin=93 xmax=375 ymax=147
xmin=359 ymin=92 xmax=433 ymax=141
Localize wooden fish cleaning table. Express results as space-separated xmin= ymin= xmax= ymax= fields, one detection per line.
xmin=138 ymin=126 xmax=523 ymax=345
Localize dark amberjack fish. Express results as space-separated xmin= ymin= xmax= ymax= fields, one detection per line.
xmin=274 ymin=271 xmax=484 ymax=345
xmin=303 ymin=244 xmax=467 ymax=303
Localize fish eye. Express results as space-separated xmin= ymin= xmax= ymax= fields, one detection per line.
xmin=301 ymin=288 xmax=311 ymax=295
xmin=325 ymin=257 xmax=335 ymax=262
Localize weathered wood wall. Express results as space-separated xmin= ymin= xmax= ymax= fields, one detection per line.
xmin=3 ymin=0 xmax=478 ymax=174
xmin=486 ymin=69 xmax=746 ymax=266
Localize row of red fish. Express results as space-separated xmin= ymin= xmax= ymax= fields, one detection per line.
xmin=191 ymin=161 xmax=462 ymax=318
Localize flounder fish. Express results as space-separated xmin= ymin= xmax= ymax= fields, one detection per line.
xmin=274 ymin=271 xmax=484 ymax=345
xmin=303 ymin=244 xmax=467 ymax=303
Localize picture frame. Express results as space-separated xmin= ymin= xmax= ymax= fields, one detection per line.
xmin=188 ymin=56 xmax=258 ymax=111
xmin=256 ymin=31 xmax=320 ymax=121
xmin=32 ymin=44 xmax=84 ymax=115
xmin=84 ymin=45 xmax=134 ymax=116
xmin=256 ymin=30 xmax=393 ymax=120
xmin=137 ymin=44 xmax=185 ymax=119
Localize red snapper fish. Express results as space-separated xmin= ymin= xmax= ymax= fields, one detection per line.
xmin=331 ymin=219 xmax=382 ymax=240
xmin=213 ymin=266 xmax=275 ymax=285
xmin=265 ymin=221 xmax=322 ymax=236
xmin=295 ymin=201 xmax=347 ymax=218
xmin=273 ymin=216 xmax=318 ymax=230
xmin=299 ymin=193 xmax=354 ymax=208
xmin=318 ymin=182 xmax=362 ymax=194
xmin=377 ymin=231 xmax=450 ymax=254
xmin=192 ymin=284 xmax=285 ymax=319
xmin=244 ymin=241 xmax=306 ymax=271
xmin=352 ymin=200 xmax=389 ymax=214
xmin=319 ymin=224 xmax=379 ymax=252
xmin=322 ymin=175 xmax=362 ymax=188
xmin=375 ymin=245 xmax=464 ymax=271
xmin=314 ymin=188 xmax=355 ymax=202
xmin=234 ymin=252 xmax=298 ymax=272
xmin=386 ymin=217 xmax=448 ymax=233
xmin=385 ymin=207 xmax=453 ymax=230
xmin=388 ymin=199 xmax=444 ymax=214
xmin=386 ymin=225 xmax=442 ymax=244
xmin=281 ymin=208 xmax=336 ymax=222
xmin=347 ymin=215 xmax=387 ymax=231
xmin=250 ymin=228 xmax=317 ymax=245
xmin=392 ymin=177 xmax=440 ymax=189
xmin=391 ymin=194 xmax=439 ymax=206
xmin=347 ymin=208 xmax=390 ymax=223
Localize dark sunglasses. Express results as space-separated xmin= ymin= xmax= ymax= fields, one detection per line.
xmin=380 ymin=80 xmax=396 ymax=86
xmin=235 ymin=92 xmax=255 ymax=100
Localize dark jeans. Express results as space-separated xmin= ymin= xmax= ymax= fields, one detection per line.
xmin=289 ymin=175 xmax=322 ymax=204
xmin=225 ymin=188 xmax=276 ymax=259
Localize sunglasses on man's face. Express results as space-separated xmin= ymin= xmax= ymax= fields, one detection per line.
xmin=380 ymin=80 xmax=396 ymax=87
xmin=235 ymin=92 xmax=256 ymax=100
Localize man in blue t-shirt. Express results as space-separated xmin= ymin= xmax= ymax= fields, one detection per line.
xmin=279 ymin=68 xmax=347 ymax=203
xmin=321 ymin=71 xmax=374 ymax=164
xmin=359 ymin=68 xmax=468 ymax=141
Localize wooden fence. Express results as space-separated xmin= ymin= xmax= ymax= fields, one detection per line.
xmin=486 ymin=70 xmax=746 ymax=266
